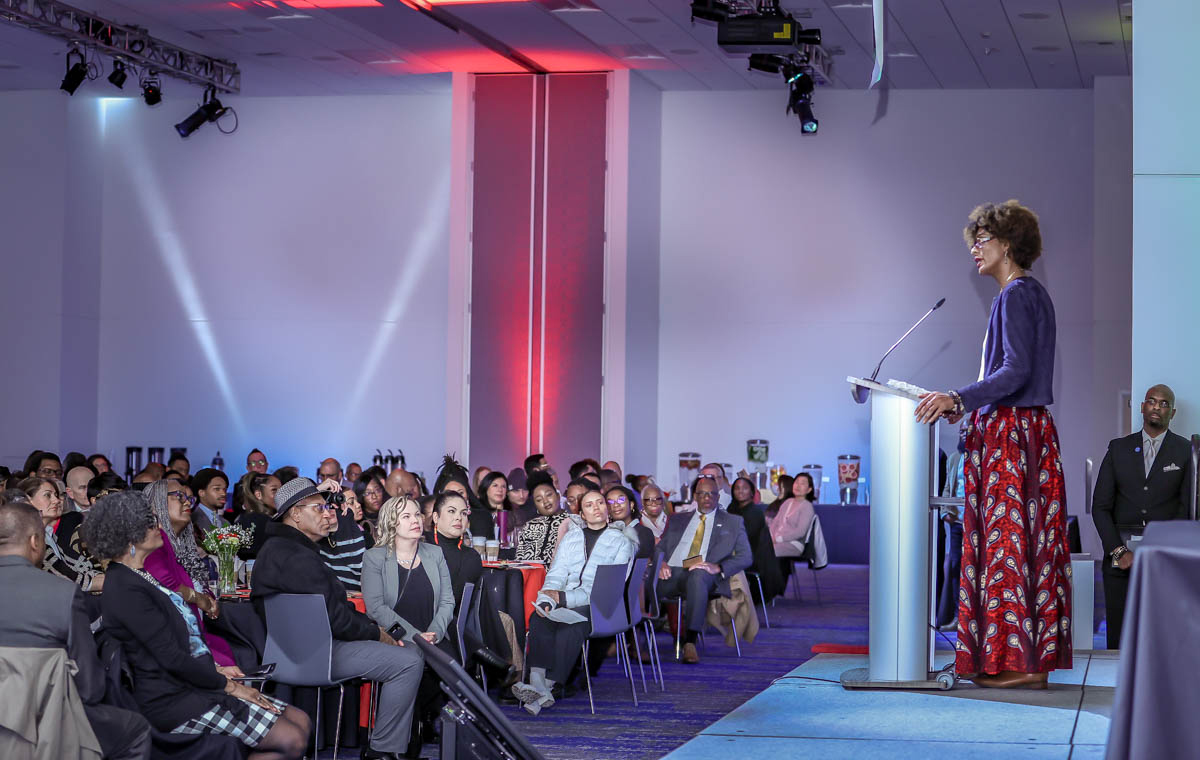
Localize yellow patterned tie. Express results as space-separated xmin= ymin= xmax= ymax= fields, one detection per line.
xmin=687 ymin=513 xmax=707 ymax=558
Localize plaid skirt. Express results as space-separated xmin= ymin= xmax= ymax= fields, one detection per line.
xmin=955 ymin=406 xmax=1073 ymax=675
xmin=170 ymin=695 xmax=287 ymax=747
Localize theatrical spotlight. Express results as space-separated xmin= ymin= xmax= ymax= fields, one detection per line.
xmin=107 ymin=60 xmax=127 ymax=89
xmin=748 ymin=53 xmax=786 ymax=74
xmin=174 ymin=85 xmax=228 ymax=138
xmin=60 ymin=49 xmax=88 ymax=95
xmin=690 ymin=0 xmax=731 ymax=23
xmin=141 ymin=74 xmax=162 ymax=106
xmin=785 ymin=68 xmax=818 ymax=134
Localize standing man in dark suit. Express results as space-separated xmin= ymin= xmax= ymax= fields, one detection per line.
xmin=656 ymin=476 xmax=753 ymax=664
xmin=0 ymin=502 xmax=151 ymax=760
xmin=1092 ymin=384 xmax=1194 ymax=648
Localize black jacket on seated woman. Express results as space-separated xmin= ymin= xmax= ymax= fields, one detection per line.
xmin=84 ymin=491 xmax=310 ymax=760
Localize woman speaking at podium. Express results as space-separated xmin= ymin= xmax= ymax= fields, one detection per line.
xmin=915 ymin=200 xmax=1072 ymax=689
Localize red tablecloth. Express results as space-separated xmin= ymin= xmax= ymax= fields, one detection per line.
xmin=482 ymin=561 xmax=547 ymax=625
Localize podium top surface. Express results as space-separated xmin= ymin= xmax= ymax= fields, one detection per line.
xmin=846 ymin=377 xmax=930 ymax=402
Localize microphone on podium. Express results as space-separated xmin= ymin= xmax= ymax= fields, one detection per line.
xmin=851 ymin=297 xmax=946 ymax=404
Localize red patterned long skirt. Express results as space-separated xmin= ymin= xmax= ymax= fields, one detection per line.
xmin=955 ymin=406 xmax=1073 ymax=675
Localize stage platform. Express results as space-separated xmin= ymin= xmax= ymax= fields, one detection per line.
xmin=663 ymin=650 xmax=1115 ymax=760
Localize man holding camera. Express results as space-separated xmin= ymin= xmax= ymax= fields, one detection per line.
xmin=1092 ymin=384 xmax=1194 ymax=649
xmin=252 ymin=477 xmax=422 ymax=760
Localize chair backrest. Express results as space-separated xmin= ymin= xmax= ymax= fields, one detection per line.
xmin=801 ymin=514 xmax=829 ymax=570
xmin=644 ymin=552 xmax=665 ymax=618
xmin=588 ymin=563 xmax=632 ymax=637
xmin=455 ymin=582 xmax=475 ymax=665
xmin=262 ymin=593 xmax=336 ymax=687
xmin=625 ymin=557 xmax=649 ymax=627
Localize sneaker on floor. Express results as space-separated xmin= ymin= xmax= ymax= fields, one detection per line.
xmin=511 ymin=682 xmax=550 ymax=706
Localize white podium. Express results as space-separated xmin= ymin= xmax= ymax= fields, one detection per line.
xmin=841 ymin=377 xmax=957 ymax=690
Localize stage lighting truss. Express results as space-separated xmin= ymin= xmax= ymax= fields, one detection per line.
xmin=0 ymin=0 xmax=240 ymax=93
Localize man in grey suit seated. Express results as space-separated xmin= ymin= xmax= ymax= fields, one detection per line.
xmin=0 ymin=501 xmax=151 ymax=760
xmin=656 ymin=476 xmax=753 ymax=664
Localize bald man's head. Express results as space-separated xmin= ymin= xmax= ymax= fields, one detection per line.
xmin=1141 ymin=384 xmax=1177 ymax=434
xmin=317 ymin=458 xmax=342 ymax=484
xmin=65 ymin=466 xmax=94 ymax=508
xmin=385 ymin=468 xmax=420 ymax=499
xmin=0 ymin=502 xmax=45 ymax=565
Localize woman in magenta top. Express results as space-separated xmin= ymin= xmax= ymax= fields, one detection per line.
xmin=142 ymin=480 xmax=240 ymax=672
xmin=916 ymin=200 xmax=1072 ymax=690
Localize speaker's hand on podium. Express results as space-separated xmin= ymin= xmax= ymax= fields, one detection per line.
xmin=915 ymin=392 xmax=956 ymax=424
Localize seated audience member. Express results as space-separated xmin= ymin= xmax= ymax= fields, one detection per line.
xmin=523 ymin=453 xmax=548 ymax=478
xmin=700 ymin=462 xmax=733 ymax=507
xmin=86 ymin=492 xmax=309 ymax=759
xmin=27 ymin=451 xmax=64 ymax=481
xmin=602 ymin=460 xmax=623 ymax=480
xmin=317 ymin=478 xmax=369 ymax=592
xmin=471 ymin=471 xmax=509 ymax=540
xmin=568 ymin=459 xmax=601 ymax=482
xmin=563 ymin=477 xmax=591 ymax=515
xmin=639 ymin=483 xmax=669 ymax=541
xmin=471 ymin=466 xmax=492 ymax=493
xmin=87 ymin=453 xmax=113 ymax=475
xmin=19 ymin=476 xmax=104 ymax=593
xmin=513 ymin=488 xmax=632 ymax=715
xmin=63 ymin=451 xmax=89 ymax=473
xmin=656 ymin=476 xmax=753 ymax=664
xmin=0 ymin=502 xmax=152 ymax=760
xmin=142 ymin=481 xmax=239 ymax=671
xmin=417 ymin=495 xmax=436 ymax=534
xmin=167 ymin=453 xmax=191 ymax=480
xmin=425 ymin=491 xmax=483 ymax=615
xmin=605 ymin=485 xmax=655 ymax=559
xmin=516 ymin=472 xmax=570 ymax=564
xmin=385 ymin=468 xmax=422 ymax=500
xmin=729 ymin=477 xmax=785 ymax=604
xmin=354 ymin=472 xmax=389 ymax=541
xmin=246 ymin=449 xmax=269 ymax=476
xmin=764 ymin=474 xmax=794 ymax=522
xmin=190 ymin=468 xmax=230 ymax=534
xmin=65 ymin=465 xmax=94 ymax=513
xmin=271 ymin=466 xmax=299 ymax=485
xmin=769 ymin=473 xmax=817 ymax=570
xmin=252 ymin=478 xmax=423 ymax=760
xmin=597 ymin=469 xmax=621 ymax=490
xmin=506 ymin=468 xmax=536 ymax=529
xmin=344 ymin=462 xmax=363 ymax=487
xmin=88 ymin=471 xmax=128 ymax=505
xmin=364 ymin=497 xmax=455 ymax=649
xmin=341 ymin=485 xmax=372 ymax=547
xmin=235 ymin=472 xmax=280 ymax=559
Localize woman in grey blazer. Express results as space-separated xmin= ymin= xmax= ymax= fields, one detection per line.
xmin=362 ymin=497 xmax=455 ymax=652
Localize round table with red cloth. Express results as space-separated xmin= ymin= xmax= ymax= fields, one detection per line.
xmin=482 ymin=560 xmax=546 ymax=624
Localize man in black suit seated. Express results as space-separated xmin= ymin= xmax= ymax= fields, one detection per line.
xmin=1092 ymin=384 xmax=1194 ymax=649
xmin=656 ymin=476 xmax=753 ymax=664
xmin=252 ymin=477 xmax=423 ymax=760
xmin=0 ymin=502 xmax=151 ymax=760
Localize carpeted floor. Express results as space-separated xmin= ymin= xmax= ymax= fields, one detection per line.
xmin=501 ymin=564 xmax=881 ymax=760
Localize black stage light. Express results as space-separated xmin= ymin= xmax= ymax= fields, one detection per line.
xmin=174 ymin=85 xmax=228 ymax=138
xmin=61 ymin=50 xmax=87 ymax=95
xmin=107 ymin=60 xmax=127 ymax=89
xmin=796 ymin=27 xmax=822 ymax=45
xmin=691 ymin=0 xmax=730 ymax=23
xmin=141 ymin=75 xmax=162 ymax=105
xmin=748 ymin=53 xmax=786 ymax=74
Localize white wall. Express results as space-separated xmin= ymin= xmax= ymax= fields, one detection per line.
xmin=0 ymin=92 xmax=454 ymax=480
xmin=90 ymin=94 xmax=453 ymax=479
xmin=0 ymin=92 xmax=67 ymax=470
xmin=656 ymin=89 xmax=1102 ymax=518
xmin=1133 ymin=2 xmax=1200 ymax=444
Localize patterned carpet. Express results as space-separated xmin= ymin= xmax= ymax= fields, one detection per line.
xmin=502 ymin=564 xmax=881 ymax=760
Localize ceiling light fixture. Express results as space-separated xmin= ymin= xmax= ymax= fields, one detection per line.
xmin=175 ymin=85 xmax=231 ymax=138
xmin=141 ymin=73 xmax=162 ymax=105
xmin=60 ymin=48 xmax=88 ymax=94
xmin=784 ymin=66 xmax=817 ymax=134
xmin=107 ymin=59 xmax=127 ymax=88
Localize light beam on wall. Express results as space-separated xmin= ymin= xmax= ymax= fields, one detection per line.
xmin=338 ymin=172 xmax=451 ymax=438
xmin=104 ymin=98 xmax=248 ymax=437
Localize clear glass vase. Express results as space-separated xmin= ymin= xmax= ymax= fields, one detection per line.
xmin=216 ymin=547 xmax=238 ymax=596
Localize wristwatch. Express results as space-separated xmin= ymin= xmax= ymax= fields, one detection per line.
xmin=1111 ymin=545 xmax=1129 ymax=567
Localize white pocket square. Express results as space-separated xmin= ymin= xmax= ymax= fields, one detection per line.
xmin=1163 ymin=463 xmax=1181 ymax=472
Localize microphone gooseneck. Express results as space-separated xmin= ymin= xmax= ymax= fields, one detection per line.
xmin=852 ymin=297 xmax=945 ymax=403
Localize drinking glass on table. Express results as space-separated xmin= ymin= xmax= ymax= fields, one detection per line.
xmin=485 ymin=539 xmax=500 ymax=562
